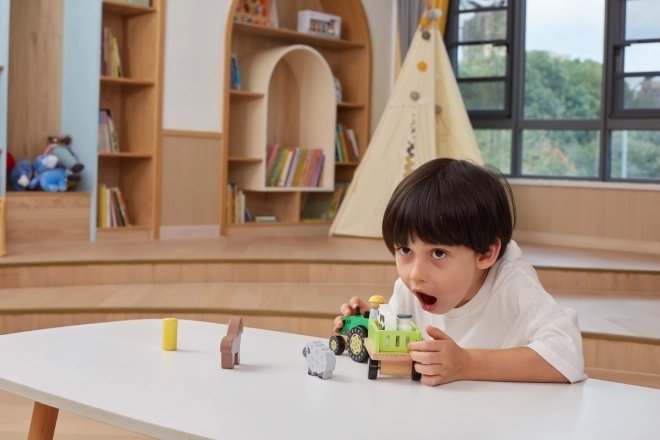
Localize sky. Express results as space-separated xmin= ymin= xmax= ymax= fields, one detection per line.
xmin=525 ymin=0 xmax=660 ymax=72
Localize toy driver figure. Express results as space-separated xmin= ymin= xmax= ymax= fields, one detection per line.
xmin=368 ymin=295 xmax=386 ymax=320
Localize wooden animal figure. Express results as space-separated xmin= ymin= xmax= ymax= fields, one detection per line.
xmin=221 ymin=316 xmax=243 ymax=369
xmin=302 ymin=340 xmax=336 ymax=380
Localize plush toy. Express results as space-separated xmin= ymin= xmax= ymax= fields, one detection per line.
xmin=28 ymin=154 xmax=68 ymax=192
xmin=6 ymin=151 xmax=15 ymax=174
xmin=9 ymin=158 xmax=33 ymax=191
xmin=44 ymin=135 xmax=84 ymax=186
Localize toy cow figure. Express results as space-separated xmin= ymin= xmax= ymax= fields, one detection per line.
xmin=302 ymin=340 xmax=336 ymax=380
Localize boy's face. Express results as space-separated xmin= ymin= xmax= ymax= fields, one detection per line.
xmin=394 ymin=239 xmax=498 ymax=314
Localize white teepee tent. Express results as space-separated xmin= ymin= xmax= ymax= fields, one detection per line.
xmin=329 ymin=8 xmax=482 ymax=238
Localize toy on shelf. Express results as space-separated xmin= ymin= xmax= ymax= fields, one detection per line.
xmin=45 ymin=134 xmax=84 ymax=188
xmin=162 ymin=318 xmax=178 ymax=351
xmin=302 ymin=340 xmax=336 ymax=380
xmin=9 ymin=158 xmax=33 ymax=191
xmin=298 ymin=10 xmax=341 ymax=39
xmin=221 ymin=316 xmax=243 ymax=369
xmin=28 ymin=155 xmax=69 ymax=192
xmin=329 ymin=302 xmax=423 ymax=381
xmin=234 ymin=0 xmax=271 ymax=26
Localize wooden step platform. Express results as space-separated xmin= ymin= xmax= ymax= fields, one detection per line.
xmin=1 ymin=236 xmax=659 ymax=390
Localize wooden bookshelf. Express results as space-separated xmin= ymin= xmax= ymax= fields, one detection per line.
xmin=102 ymin=0 xmax=156 ymax=16
xmin=98 ymin=152 xmax=153 ymax=159
xmin=232 ymin=22 xmax=366 ymax=50
xmin=221 ymin=0 xmax=371 ymax=234
xmin=97 ymin=0 xmax=163 ymax=237
xmin=100 ymin=76 xmax=155 ymax=87
xmin=337 ymin=102 xmax=365 ymax=109
xmin=230 ymin=90 xmax=264 ymax=99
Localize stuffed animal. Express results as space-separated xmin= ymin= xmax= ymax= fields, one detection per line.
xmin=9 ymin=158 xmax=33 ymax=191
xmin=44 ymin=134 xmax=84 ymax=182
xmin=6 ymin=151 xmax=15 ymax=174
xmin=29 ymin=154 xmax=68 ymax=192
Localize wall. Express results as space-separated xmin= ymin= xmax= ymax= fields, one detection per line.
xmin=7 ymin=0 xmax=63 ymax=162
xmin=0 ymin=0 xmax=9 ymax=197
xmin=159 ymin=0 xmax=232 ymax=236
xmin=360 ymin=0 xmax=396 ymax=136
xmin=512 ymin=182 xmax=660 ymax=255
xmin=162 ymin=0 xmax=231 ymax=132
xmin=60 ymin=0 xmax=102 ymax=240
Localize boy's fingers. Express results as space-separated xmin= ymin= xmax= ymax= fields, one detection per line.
xmin=427 ymin=325 xmax=452 ymax=341
xmin=421 ymin=375 xmax=444 ymax=387
xmin=340 ymin=303 xmax=353 ymax=316
xmin=408 ymin=339 xmax=444 ymax=352
xmin=409 ymin=350 xmax=441 ymax=365
xmin=349 ymin=297 xmax=367 ymax=310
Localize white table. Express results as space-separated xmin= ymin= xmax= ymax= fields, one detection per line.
xmin=1 ymin=319 xmax=659 ymax=440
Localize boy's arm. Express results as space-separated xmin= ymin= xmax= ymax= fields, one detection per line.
xmin=409 ymin=325 xmax=569 ymax=386
xmin=464 ymin=347 xmax=569 ymax=383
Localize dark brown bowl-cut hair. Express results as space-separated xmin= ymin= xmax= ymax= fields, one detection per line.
xmin=382 ymin=158 xmax=517 ymax=259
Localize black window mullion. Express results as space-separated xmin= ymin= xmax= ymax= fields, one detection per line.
xmin=447 ymin=39 xmax=508 ymax=48
xmin=601 ymin=0 xmax=615 ymax=180
xmin=457 ymin=76 xmax=507 ymax=83
xmin=458 ymin=6 xmax=508 ymax=13
xmin=510 ymin=0 xmax=525 ymax=177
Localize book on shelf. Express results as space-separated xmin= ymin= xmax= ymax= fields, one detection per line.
xmin=265 ymin=145 xmax=325 ymax=187
xmin=335 ymin=124 xmax=359 ymax=163
xmin=111 ymin=0 xmax=151 ymax=5
xmin=98 ymin=109 xmax=119 ymax=153
xmin=226 ymin=183 xmax=253 ymax=224
xmin=101 ymin=27 xmax=122 ymax=78
xmin=254 ymin=215 xmax=278 ymax=223
xmin=300 ymin=181 xmax=349 ymax=221
xmin=230 ymin=53 xmax=242 ymax=90
xmin=98 ymin=184 xmax=131 ymax=228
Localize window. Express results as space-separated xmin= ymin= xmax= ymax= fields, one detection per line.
xmin=446 ymin=0 xmax=660 ymax=182
xmin=446 ymin=0 xmax=512 ymax=117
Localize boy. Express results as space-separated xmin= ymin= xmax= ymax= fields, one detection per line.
xmin=334 ymin=158 xmax=586 ymax=386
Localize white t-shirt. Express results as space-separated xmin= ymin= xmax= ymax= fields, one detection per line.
xmin=388 ymin=241 xmax=587 ymax=383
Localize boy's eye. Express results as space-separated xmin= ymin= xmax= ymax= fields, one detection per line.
xmin=398 ymin=247 xmax=412 ymax=255
xmin=432 ymin=250 xmax=446 ymax=259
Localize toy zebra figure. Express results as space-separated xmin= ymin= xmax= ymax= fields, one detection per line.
xmin=302 ymin=340 xmax=336 ymax=380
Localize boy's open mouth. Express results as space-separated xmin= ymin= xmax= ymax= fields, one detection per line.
xmin=414 ymin=291 xmax=438 ymax=312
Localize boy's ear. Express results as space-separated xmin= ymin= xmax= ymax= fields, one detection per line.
xmin=476 ymin=239 xmax=501 ymax=269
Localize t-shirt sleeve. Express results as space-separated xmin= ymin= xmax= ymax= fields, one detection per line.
xmin=526 ymin=307 xmax=588 ymax=383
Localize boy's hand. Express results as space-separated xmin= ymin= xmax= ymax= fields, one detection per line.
xmin=333 ymin=297 xmax=369 ymax=334
xmin=408 ymin=324 xmax=471 ymax=386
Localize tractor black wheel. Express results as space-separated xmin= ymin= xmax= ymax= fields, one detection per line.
xmin=329 ymin=335 xmax=345 ymax=356
xmin=347 ymin=326 xmax=369 ymax=363
xmin=368 ymin=358 xmax=379 ymax=380
xmin=411 ymin=361 xmax=422 ymax=381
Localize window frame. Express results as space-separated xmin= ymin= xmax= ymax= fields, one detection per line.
xmin=446 ymin=0 xmax=660 ymax=183
xmin=445 ymin=1 xmax=515 ymax=119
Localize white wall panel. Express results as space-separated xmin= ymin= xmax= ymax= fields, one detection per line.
xmin=361 ymin=0 xmax=396 ymax=136
xmin=163 ymin=0 xmax=233 ymax=132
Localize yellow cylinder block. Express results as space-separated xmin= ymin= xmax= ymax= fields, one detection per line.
xmin=162 ymin=318 xmax=178 ymax=351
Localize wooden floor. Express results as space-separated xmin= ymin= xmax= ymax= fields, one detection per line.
xmin=0 ymin=390 xmax=151 ymax=439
